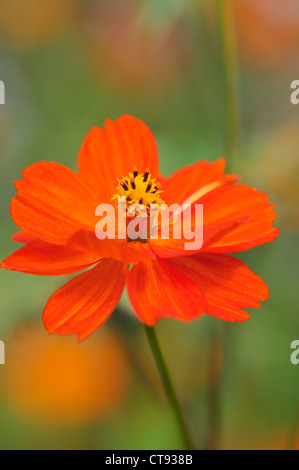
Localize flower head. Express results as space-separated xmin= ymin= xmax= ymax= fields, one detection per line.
xmin=1 ymin=115 xmax=280 ymax=340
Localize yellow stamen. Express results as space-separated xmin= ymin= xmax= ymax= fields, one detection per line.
xmin=112 ymin=168 xmax=165 ymax=217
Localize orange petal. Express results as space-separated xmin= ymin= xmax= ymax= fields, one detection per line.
xmin=1 ymin=240 xmax=101 ymax=276
xmin=149 ymin=184 xmax=279 ymax=257
xmin=198 ymin=184 xmax=280 ymax=252
xmin=11 ymin=161 xmax=100 ymax=246
xmin=43 ymin=260 xmax=127 ymax=341
xmin=11 ymin=231 xmax=36 ymax=244
xmin=127 ymin=258 xmax=206 ymax=326
xmin=69 ymin=230 xmax=156 ymax=264
xmin=160 ymin=158 xmax=239 ymax=205
xmin=78 ymin=115 xmax=159 ymax=201
xmin=170 ymin=253 xmax=270 ymax=322
xmin=149 ymin=215 xmax=250 ymax=258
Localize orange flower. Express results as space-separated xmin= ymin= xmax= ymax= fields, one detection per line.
xmin=1 ymin=324 xmax=131 ymax=426
xmin=233 ymin=0 xmax=299 ymax=69
xmin=82 ymin=1 xmax=192 ymax=94
xmin=1 ymin=115 xmax=279 ymax=340
xmin=0 ymin=0 xmax=80 ymax=50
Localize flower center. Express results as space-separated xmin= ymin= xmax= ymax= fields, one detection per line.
xmin=112 ymin=168 xmax=165 ymax=217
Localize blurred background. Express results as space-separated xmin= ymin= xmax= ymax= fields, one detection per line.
xmin=0 ymin=0 xmax=298 ymax=450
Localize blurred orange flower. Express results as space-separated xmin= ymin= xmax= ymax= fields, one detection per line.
xmin=242 ymin=121 xmax=299 ymax=230
xmin=233 ymin=0 xmax=299 ymax=68
xmin=0 ymin=0 xmax=80 ymax=50
xmin=268 ymin=430 xmax=299 ymax=450
xmin=82 ymin=0 xmax=191 ymax=94
xmin=1 ymin=115 xmax=279 ymax=340
xmin=1 ymin=324 xmax=131 ymax=426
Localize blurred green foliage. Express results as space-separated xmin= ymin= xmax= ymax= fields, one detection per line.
xmin=0 ymin=0 xmax=298 ymax=450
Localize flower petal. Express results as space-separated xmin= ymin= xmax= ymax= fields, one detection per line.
xmin=43 ymin=260 xmax=127 ymax=341
xmin=1 ymin=240 xmax=101 ymax=276
xmin=169 ymin=253 xmax=270 ymax=322
xmin=78 ymin=115 xmax=159 ymax=201
xmin=160 ymin=158 xmax=238 ymax=205
xmin=69 ymin=230 xmax=156 ymax=264
xmin=149 ymin=184 xmax=279 ymax=257
xmin=149 ymin=211 xmax=250 ymax=258
xmin=127 ymin=258 xmax=206 ymax=326
xmin=11 ymin=161 xmax=100 ymax=245
xmin=198 ymin=184 xmax=280 ymax=252
xmin=11 ymin=231 xmax=36 ymax=244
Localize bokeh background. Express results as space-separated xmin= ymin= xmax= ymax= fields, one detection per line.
xmin=0 ymin=0 xmax=298 ymax=450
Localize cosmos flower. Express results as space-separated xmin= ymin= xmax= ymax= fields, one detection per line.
xmin=1 ymin=115 xmax=279 ymax=340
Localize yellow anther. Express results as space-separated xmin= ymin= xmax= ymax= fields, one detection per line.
xmin=112 ymin=168 xmax=165 ymax=217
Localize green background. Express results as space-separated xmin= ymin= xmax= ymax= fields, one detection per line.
xmin=0 ymin=0 xmax=298 ymax=450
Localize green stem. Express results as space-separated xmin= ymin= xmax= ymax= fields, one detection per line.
xmin=204 ymin=0 xmax=241 ymax=451
xmin=144 ymin=326 xmax=193 ymax=450
xmin=205 ymin=323 xmax=231 ymax=450
xmin=206 ymin=325 xmax=223 ymax=450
